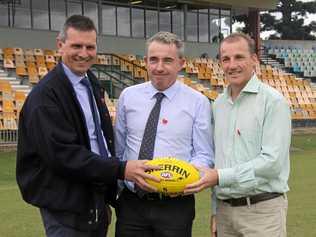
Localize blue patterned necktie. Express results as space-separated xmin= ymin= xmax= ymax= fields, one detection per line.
xmin=138 ymin=92 xmax=165 ymax=160
xmin=81 ymin=77 xmax=108 ymax=159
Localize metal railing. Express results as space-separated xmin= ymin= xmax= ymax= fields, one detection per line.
xmin=0 ymin=129 xmax=18 ymax=144
xmin=92 ymin=53 xmax=146 ymax=98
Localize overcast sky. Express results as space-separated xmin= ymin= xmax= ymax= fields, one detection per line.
xmin=301 ymin=0 xmax=316 ymax=24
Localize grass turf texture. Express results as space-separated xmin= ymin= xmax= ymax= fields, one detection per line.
xmin=0 ymin=134 xmax=315 ymax=237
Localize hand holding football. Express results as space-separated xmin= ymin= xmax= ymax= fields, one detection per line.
xmin=145 ymin=157 xmax=200 ymax=195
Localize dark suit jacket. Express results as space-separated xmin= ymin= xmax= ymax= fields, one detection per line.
xmin=16 ymin=62 xmax=126 ymax=230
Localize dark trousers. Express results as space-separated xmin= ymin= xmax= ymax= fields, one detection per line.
xmin=115 ymin=189 xmax=195 ymax=237
xmin=40 ymin=208 xmax=109 ymax=237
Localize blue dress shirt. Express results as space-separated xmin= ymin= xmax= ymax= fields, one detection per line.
xmin=62 ymin=63 xmax=111 ymax=157
xmin=115 ymin=80 xmax=215 ymax=189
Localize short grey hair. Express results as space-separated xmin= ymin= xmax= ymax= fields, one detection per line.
xmin=58 ymin=15 xmax=97 ymax=42
xmin=146 ymin=31 xmax=184 ymax=58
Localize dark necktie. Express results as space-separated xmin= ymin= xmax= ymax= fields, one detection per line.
xmin=138 ymin=92 xmax=165 ymax=160
xmin=135 ymin=92 xmax=165 ymax=196
xmin=81 ymin=77 xmax=108 ymax=159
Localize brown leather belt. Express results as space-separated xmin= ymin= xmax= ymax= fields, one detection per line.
xmin=222 ymin=192 xmax=283 ymax=207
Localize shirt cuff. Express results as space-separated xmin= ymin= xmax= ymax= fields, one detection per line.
xmin=190 ymin=160 xmax=212 ymax=168
xmin=218 ymin=168 xmax=236 ymax=187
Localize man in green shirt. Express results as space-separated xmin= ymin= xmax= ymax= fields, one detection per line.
xmin=184 ymin=33 xmax=291 ymax=237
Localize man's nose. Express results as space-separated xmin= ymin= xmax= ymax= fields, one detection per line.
xmin=227 ymin=58 xmax=237 ymax=69
xmin=156 ymin=60 xmax=165 ymax=71
xmin=78 ymin=47 xmax=89 ymax=58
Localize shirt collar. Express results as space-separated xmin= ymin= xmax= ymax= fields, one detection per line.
xmin=146 ymin=80 xmax=180 ymax=101
xmin=241 ymin=74 xmax=260 ymax=93
xmin=224 ymin=73 xmax=260 ymax=100
xmin=62 ymin=63 xmax=87 ymax=87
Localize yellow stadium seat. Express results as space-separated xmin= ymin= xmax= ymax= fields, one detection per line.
xmin=16 ymin=66 xmax=28 ymax=77
xmin=13 ymin=47 xmax=23 ymax=55
xmin=4 ymin=59 xmax=15 ymax=69
xmin=34 ymin=48 xmax=44 ymax=56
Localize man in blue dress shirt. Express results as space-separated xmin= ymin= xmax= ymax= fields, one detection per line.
xmin=114 ymin=31 xmax=215 ymax=237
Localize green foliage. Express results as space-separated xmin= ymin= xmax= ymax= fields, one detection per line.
xmin=1 ymin=134 xmax=316 ymax=236
xmin=234 ymin=0 xmax=316 ymax=40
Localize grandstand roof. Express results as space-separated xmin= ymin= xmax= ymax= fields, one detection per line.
xmin=110 ymin=0 xmax=277 ymax=10
xmin=182 ymin=0 xmax=277 ymax=10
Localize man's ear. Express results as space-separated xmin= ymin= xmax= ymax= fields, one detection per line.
xmin=178 ymin=57 xmax=185 ymax=71
xmin=56 ymin=38 xmax=63 ymax=54
xmin=251 ymin=53 xmax=259 ymax=70
xmin=144 ymin=56 xmax=148 ymax=68
xmin=251 ymin=53 xmax=259 ymax=64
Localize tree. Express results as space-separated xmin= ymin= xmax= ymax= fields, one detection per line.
xmin=234 ymin=0 xmax=316 ymax=40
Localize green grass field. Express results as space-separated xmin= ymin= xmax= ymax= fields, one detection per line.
xmin=0 ymin=134 xmax=315 ymax=237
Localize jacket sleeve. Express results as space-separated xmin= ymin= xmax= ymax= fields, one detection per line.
xmin=25 ymin=96 xmax=125 ymax=185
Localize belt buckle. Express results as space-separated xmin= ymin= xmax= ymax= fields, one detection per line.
xmin=246 ymin=197 xmax=251 ymax=207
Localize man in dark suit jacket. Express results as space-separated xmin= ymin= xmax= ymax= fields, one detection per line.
xmin=16 ymin=15 xmax=158 ymax=237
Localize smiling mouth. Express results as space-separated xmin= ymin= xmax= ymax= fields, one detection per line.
xmin=228 ymin=71 xmax=241 ymax=76
xmin=153 ymin=76 xmax=167 ymax=79
xmin=75 ymin=60 xmax=93 ymax=66
xmin=153 ymin=73 xmax=168 ymax=76
xmin=75 ymin=56 xmax=93 ymax=62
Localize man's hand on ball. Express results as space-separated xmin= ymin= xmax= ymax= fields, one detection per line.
xmin=124 ymin=160 xmax=161 ymax=192
xmin=183 ymin=166 xmax=218 ymax=194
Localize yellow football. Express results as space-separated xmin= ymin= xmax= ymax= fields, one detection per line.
xmin=145 ymin=157 xmax=200 ymax=195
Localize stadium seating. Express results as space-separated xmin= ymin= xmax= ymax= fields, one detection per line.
xmin=0 ymin=80 xmax=21 ymax=130
xmin=178 ymin=56 xmax=316 ymax=121
xmin=267 ymin=47 xmax=316 ymax=78
xmin=1 ymin=47 xmax=316 ymax=125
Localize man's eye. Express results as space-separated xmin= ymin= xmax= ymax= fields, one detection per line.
xmin=164 ymin=59 xmax=173 ymax=64
xmin=149 ymin=58 xmax=158 ymax=63
xmin=236 ymin=56 xmax=245 ymax=60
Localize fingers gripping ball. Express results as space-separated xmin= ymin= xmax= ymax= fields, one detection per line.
xmin=145 ymin=157 xmax=200 ymax=195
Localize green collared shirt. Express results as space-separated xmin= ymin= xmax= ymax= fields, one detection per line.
xmin=213 ymin=74 xmax=291 ymax=201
